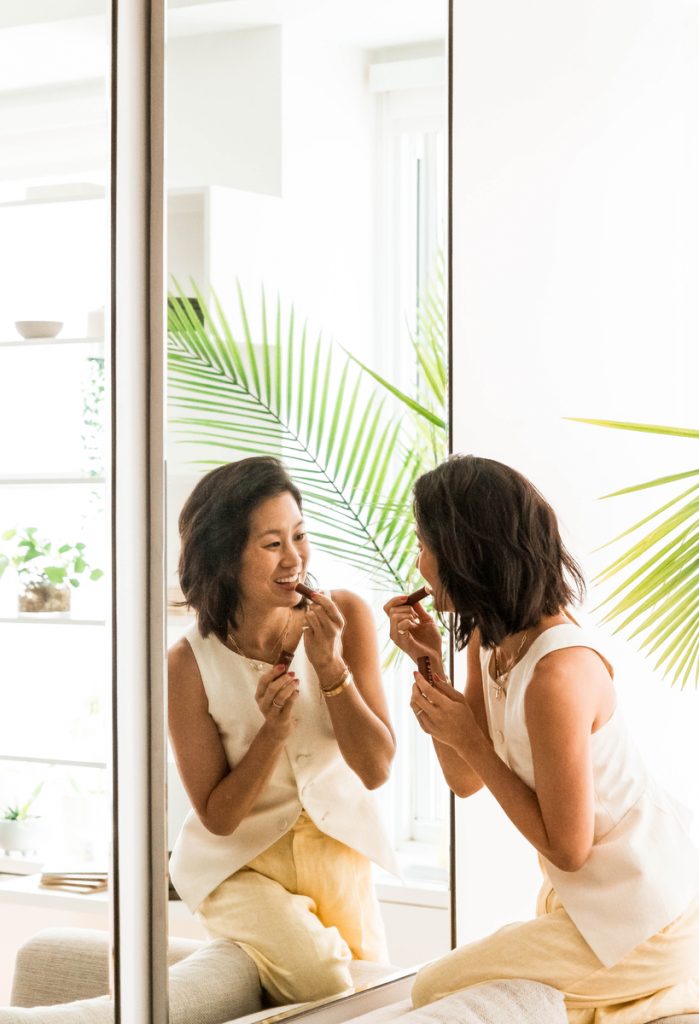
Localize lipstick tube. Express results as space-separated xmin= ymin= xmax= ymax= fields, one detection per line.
xmin=417 ymin=655 xmax=435 ymax=686
xmin=405 ymin=584 xmax=432 ymax=606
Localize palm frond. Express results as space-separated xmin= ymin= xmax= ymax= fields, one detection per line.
xmin=168 ymin=281 xmax=426 ymax=592
xmin=575 ymin=417 xmax=699 ymax=687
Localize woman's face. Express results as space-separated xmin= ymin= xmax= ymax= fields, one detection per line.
xmin=416 ymin=531 xmax=454 ymax=612
xmin=237 ymin=491 xmax=310 ymax=610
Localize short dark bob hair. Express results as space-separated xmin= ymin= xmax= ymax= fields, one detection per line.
xmin=413 ymin=455 xmax=585 ymax=650
xmin=178 ymin=456 xmax=303 ymax=643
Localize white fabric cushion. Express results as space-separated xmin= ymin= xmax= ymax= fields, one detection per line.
xmin=10 ymin=928 xmax=201 ymax=1008
xmin=341 ymin=979 xmax=566 ymax=1024
xmin=2 ymin=934 xmax=262 ymax=1024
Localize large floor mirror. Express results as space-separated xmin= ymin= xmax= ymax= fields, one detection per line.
xmin=0 ymin=1 xmax=451 ymax=1019
xmin=164 ymin=0 xmax=451 ymax=1021
xmin=0 ymin=0 xmax=112 ymax=1006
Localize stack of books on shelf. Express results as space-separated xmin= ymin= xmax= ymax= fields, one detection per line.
xmin=40 ymin=868 xmax=108 ymax=895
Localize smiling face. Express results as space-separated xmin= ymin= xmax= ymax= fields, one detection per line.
xmin=237 ymin=491 xmax=310 ymax=610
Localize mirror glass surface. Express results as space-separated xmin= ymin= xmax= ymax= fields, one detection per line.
xmin=0 ymin=1 xmax=111 ymax=1008
xmin=165 ymin=0 xmax=450 ymax=1018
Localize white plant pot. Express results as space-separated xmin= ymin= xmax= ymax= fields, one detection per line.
xmin=0 ymin=818 xmax=45 ymax=854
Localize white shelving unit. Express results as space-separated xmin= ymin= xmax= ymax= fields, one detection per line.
xmin=0 ymin=336 xmax=103 ymax=350
xmin=0 ymin=318 xmax=109 ymax=861
xmin=0 ymin=475 xmax=105 ymax=485
xmin=0 ymin=615 xmax=105 ymax=626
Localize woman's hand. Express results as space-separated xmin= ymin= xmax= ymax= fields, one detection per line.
xmin=303 ymin=591 xmax=347 ymax=681
xmin=410 ymin=673 xmax=479 ymax=753
xmin=255 ymin=664 xmax=300 ymax=739
xmin=383 ymin=595 xmax=443 ymax=666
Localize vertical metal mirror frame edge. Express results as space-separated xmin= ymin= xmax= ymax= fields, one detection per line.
xmin=110 ymin=0 xmax=168 ymax=1021
xmin=447 ymin=0 xmax=456 ymax=953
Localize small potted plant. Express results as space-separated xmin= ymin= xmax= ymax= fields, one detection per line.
xmin=0 ymin=783 xmax=45 ymax=855
xmin=0 ymin=527 xmax=103 ymax=613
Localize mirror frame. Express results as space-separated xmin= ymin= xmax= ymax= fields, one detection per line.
xmin=110 ymin=0 xmax=168 ymax=1021
xmin=110 ymin=1 xmax=453 ymax=1020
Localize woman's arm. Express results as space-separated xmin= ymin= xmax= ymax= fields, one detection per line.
xmin=411 ymin=647 xmax=607 ymax=871
xmin=430 ymin=634 xmax=485 ymax=799
xmin=382 ymin=596 xmax=485 ymax=798
xmin=304 ymin=590 xmax=396 ymax=790
xmin=168 ymin=638 xmax=299 ymax=836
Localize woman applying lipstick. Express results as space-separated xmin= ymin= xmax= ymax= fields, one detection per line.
xmin=168 ymin=456 xmax=397 ymax=1005
xmin=384 ymin=455 xmax=699 ymax=1023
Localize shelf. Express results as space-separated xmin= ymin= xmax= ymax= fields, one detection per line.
xmin=0 ymin=615 xmax=105 ymax=626
xmin=0 ymin=336 xmax=103 ymax=350
xmin=0 ymin=873 xmax=196 ymax=923
xmin=0 ymin=474 xmax=105 ymax=485
xmin=0 ymin=754 xmax=106 ymax=769
xmin=0 ymin=186 xmax=106 ymax=210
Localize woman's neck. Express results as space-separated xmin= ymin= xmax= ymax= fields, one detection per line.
xmin=230 ymin=603 xmax=299 ymax=660
xmin=501 ymin=611 xmax=570 ymax=658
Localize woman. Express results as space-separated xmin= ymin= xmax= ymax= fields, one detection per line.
xmin=169 ymin=456 xmax=397 ymax=1005
xmin=385 ymin=455 xmax=699 ymax=1023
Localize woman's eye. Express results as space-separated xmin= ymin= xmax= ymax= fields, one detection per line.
xmin=265 ymin=541 xmax=280 ymax=549
xmin=295 ymin=533 xmax=306 ymax=542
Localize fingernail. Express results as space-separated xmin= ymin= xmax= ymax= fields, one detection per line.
xmin=275 ymin=664 xmax=285 ymax=672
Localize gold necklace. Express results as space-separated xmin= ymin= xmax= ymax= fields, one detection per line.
xmin=492 ymin=631 xmax=528 ymax=701
xmin=228 ymin=611 xmax=292 ymax=671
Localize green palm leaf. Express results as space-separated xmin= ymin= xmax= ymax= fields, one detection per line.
xmin=573 ymin=417 xmax=699 ymax=687
xmin=168 ymin=281 xmax=426 ymax=592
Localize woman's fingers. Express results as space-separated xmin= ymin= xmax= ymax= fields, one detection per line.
xmin=394 ymin=610 xmax=420 ymax=634
xmin=386 ymin=606 xmax=420 ymax=639
xmin=269 ymin=682 xmax=299 ymax=711
xmin=305 ymin=590 xmax=344 ymax=629
xmin=430 ymin=675 xmax=463 ymax=701
xmin=413 ymin=601 xmax=435 ymax=622
xmin=257 ymin=670 xmax=299 ymax=712
xmin=305 ymin=606 xmax=327 ymax=636
xmin=410 ymin=682 xmax=434 ymax=731
xmin=277 ymin=689 xmax=299 ymax=718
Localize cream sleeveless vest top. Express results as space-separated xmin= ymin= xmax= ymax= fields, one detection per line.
xmin=481 ymin=623 xmax=699 ymax=967
xmin=169 ymin=624 xmax=399 ymax=912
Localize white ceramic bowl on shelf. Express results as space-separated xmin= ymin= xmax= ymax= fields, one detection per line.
xmin=14 ymin=320 xmax=64 ymax=339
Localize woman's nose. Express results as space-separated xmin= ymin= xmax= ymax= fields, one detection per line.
xmin=280 ymin=544 xmax=300 ymax=566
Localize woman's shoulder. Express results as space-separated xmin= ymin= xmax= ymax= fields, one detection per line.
xmin=527 ymin=620 xmax=613 ymax=678
xmin=330 ymin=588 xmax=372 ymax=617
xmin=524 ymin=627 xmax=615 ymax=725
xmin=168 ymin=632 xmax=196 ymax=673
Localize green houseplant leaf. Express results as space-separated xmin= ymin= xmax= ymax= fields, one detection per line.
xmin=569 ymin=417 xmax=699 ymax=687
xmin=168 ymin=281 xmax=427 ymax=592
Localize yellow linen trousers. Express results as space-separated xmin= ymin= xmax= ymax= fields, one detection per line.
xmin=197 ymin=812 xmax=388 ymax=1005
xmin=412 ymin=879 xmax=699 ymax=1023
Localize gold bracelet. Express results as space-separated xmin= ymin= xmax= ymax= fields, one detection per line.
xmin=321 ymin=666 xmax=352 ymax=698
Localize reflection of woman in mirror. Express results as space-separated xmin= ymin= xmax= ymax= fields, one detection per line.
xmin=385 ymin=455 xmax=699 ymax=1023
xmin=168 ymin=456 xmax=397 ymax=1005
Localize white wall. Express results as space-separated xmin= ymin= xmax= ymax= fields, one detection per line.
xmin=166 ymin=21 xmax=378 ymax=356
xmin=278 ymin=22 xmax=376 ymax=363
xmin=452 ymin=0 xmax=699 ymax=943
xmin=167 ymin=26 xmax=282 ymax=196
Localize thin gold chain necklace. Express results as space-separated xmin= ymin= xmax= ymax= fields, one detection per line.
xmin=492 ymin=631 xmax=528 ymax=701
xmin=227 ymin=611 xmax=292 ymax=671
